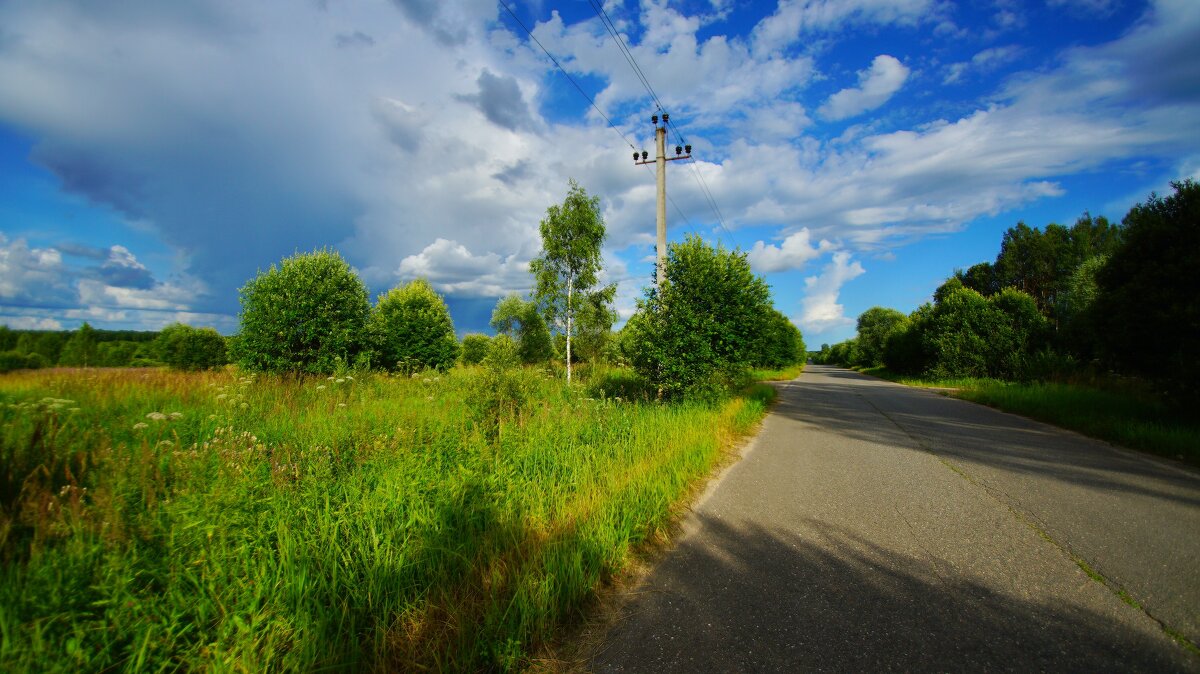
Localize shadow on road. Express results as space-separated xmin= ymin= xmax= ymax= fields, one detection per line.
xmin=592 ymin=514 xmax=1192 ymax=672
xmin=768 ymin=368 xmax=1200 ymax=510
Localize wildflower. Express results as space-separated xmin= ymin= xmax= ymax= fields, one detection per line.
xmin=345 ymin=375 xmax=355 ymax=381
xmin=217 ymin=393 xmax=228 ymax=400
xmin=316 ymin=385 xmax=326 ymax=391
xmin=425 ymin=396 xmax=433 ymax=402
xmin=337 ymin=402 xmax=347 ymax=408
xmin=327 ymin=376 xmax=335 ymax=381
xmin=146 ymin=412 xmax=167 ymax=421
xmin=422 ymin=378 xmax=431 ymax=384
xmin=336 ymin=378 xmax=346 ymax=384
xmin=168 ymin=412 xmax=184 ymax=420
xmin=133 ymin=422 xmax=149 ymax=430
xmin=240 ymin=402 xmax=249 ymax=409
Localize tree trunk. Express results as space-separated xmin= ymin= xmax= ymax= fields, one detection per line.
xmin=566 ymin=273 xmax=573 ymax=384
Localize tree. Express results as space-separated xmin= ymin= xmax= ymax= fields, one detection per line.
xmin=370 ymin=278 xmax=460 ymax=372
xmin=156 ymin=323 xmax=228 ymax=370
xmin=571 ymin=284 xmax=618 ymax=364
xmin=234 ymin=248 xmax=371 ymax=374
xmin=854 ymin=307 xmax=908 ymax=368
xmin=460 ymin=334 xmax=491 ymax=365
xmin=530 ymin=179 xmax=608 ymax=383
xmin=1093 ymin=179 xmax=1200 ymax=400
xmin=59 ymin=323 xmax=98 ymax=367
xmin=490 ymin=294 xmax=554 ymax=365
xmin=753 ymin=308 xmax=806 ymax=369
xmin=623 ymin=236 xmax=772 ymax=398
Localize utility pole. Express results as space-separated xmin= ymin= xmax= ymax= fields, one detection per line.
xmin=634 ymin=113 xmax=690 ymax=289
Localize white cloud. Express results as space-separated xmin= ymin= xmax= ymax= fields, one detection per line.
xmin=796 ymin=251 xmax=865 ymax=334
xmin=396 ymin=238 xmax=533 ymax=298
xmin=747 ymin=229 xmax=837 ymax=273
xmin=819 ymin=55 xmax=910 ymax=121
xmin=943 ymin=45 xmax=1022 ymax=84
xmin=752 ymin=0 xmax=937 ymax=56
xmin=0 ymin=314 xmax=63 ymax=330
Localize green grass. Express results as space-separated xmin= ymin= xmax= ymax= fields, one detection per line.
xmin=857 ymin=366 xmax=1200 ymax=466
xmin=750 ymin=364 xmax=805 ymax=382
xmin=0 ymin=366 xmax=773 ymax=671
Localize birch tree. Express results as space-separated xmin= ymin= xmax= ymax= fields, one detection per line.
xmin=530 ymin=179 xmax=607 ymax=383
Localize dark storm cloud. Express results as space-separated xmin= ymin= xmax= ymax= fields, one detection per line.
xmin=390 ymin=0 xmax=467 ymax=44
xmin=456 ymin=70 xmax=535 ymax=132
xmin=31 ymin=145 xmax=147 ymax=219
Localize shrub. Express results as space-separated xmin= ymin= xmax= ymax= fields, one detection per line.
xmin=460 ymin=334 xmax=491 ymax=365
xmin=0 ymin=351 xmax=44 ymax=373
xmin=752 ymin=308 xmax=806 ymax=369
xmin=623 ymin=236 xmax=772 ymax=399
xmin=233 ymin=249 xmax=371 ymax=375
xmin=156 ymin=324 xmax=228 ymax=371
xmin=490 ymin=295 xmax=554 ymax=365
xmin=370 ymin=279 xmax=460 ymax=373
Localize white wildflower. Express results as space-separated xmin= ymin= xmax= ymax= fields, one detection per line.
xmin=337 ymin=402 xmax=347 ymax=408
xmin=146 ymin=412 xmax=167 ymax=421
xmin=133 ymin=422 xmax=149 ymax=430
xmin=335 ymin=378 xmax=345 ymax=384
xmin=316 ymin=385 xmax=326 ymax=391
xmin=168 ymin=412 xmax=184 ymax=420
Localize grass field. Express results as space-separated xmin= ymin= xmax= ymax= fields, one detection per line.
xmin=0 ymin=365 xmax=775 ymax=671
xmin=857 ymin=366 xmax=1200 ymax=466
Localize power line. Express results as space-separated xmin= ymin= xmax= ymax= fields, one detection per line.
xmin=583 ymin=1 xmax=736 ymax=248
xmin=497 ymin=0 xmax=636 ymax=151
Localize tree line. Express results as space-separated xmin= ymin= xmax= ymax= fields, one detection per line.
xmin=227 ymin=180 xmax=805 ymax=397
xmin=816 ymin=179 xmax=1199 ymax=402
xmin=0 ymin=324 xmax=227 ymax=372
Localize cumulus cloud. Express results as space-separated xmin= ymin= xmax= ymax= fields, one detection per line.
xmin=456 ymin=69 xmax=537 ymax=131
xmin=747 ymin=229 xmax=837 ymax=273
xmin=796 ymin=251 xmax=865 ymax=334
xmin=396 ymin=238 xmax=532 ymax=298
xmin=819 ymin=55 xmax=910 ymax=121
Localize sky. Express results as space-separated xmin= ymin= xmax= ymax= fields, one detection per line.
xmin=1 ymin=0 xmax=1197 ymax=345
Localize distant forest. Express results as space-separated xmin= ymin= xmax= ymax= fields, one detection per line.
xmin=0 ymin=324 xmax=164 ymax=371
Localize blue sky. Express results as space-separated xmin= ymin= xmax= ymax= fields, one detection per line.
xmin=1 ymin=0 xmax=1197 ymax=345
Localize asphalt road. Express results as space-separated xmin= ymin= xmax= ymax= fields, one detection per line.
xmin=590 ymin=365 xmax=1200 ymax=672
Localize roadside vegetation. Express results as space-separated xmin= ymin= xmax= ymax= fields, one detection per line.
xmin=818 ymin=180 xmax=1199 ymax=463
xmin=0 ymin=180 xmax=806 ymax=670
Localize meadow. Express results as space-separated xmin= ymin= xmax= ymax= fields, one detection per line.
xmin=0 ymin=365 xmax=775 ymax=671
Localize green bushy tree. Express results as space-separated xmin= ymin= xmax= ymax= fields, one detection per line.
xmin=623 ymin=236 xmax=772 ymax=398
xmin=59 ymin=323 xmax=98 ymax=367
xmin=234 ymin=249 xmax=371 ymax=375
xmin=156 ymin=324 xmax=228 ymax=371
xmin=1093 ymin=179 xmax=1199 ymax=400
xmin=854 ymin=307 xmax=908 ymax=368
xmin=490 ymin=294 xmax=554 ymax=365
xmin=370 ymin=279 xmax=459 ymax=373
xmin=753 ymin=308 xmax=806 ymax=369
xmin=460 ymin=334 xmax=491 ymax=365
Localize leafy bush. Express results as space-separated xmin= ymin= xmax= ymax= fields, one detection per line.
xmin=156 ymin=324 xmax=228 ymax=371
xmin=752 ymin=308 xmax=806 ymax=369
xmin=0 ymin=351 xmax=45 ymax=373
xmin=623 ymin=236 xmax=772 ymax=399
xmin=233 ymin=249 xmax=371 ymax=375
xmin=854 ymin=307 xmax=908 ymax=368
xmin=370 ymin=279 xmax=460 ymax=373
xmin=490 ymin=295 xmax=554 ymax=365
xmin=460 ymin=334 xmax=491 ymax=365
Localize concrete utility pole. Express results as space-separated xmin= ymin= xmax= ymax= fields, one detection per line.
xmin=634 ymin=113 xmax=690 ymax=289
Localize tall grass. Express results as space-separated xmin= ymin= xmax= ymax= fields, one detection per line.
xmin=0 ymin=366 xmax=773 ymax=671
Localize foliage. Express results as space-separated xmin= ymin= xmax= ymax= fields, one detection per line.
xmin=460 ymin=334 xmax=491 ymax=365
xmin=1093 ymin=179 xmax=1200 ymax=400
xmin=853 ymin=307 xmax=908 ymax=368
xmin=570 ymin=284 xmax=618 ymax=364
xmin=0 ymin=351 xmax=46 ymax=373
xmin=370 ymin=279 xmax=460 ymax=373
xmin=530 ymin=179 xmax=608 ymax=382
xmin=490 ymin=295 xmax=554 ymax=365
xmin=751 ymin=308 xmax=807 ymax=369
xmin=233 ymin=249 xmax=371 ymax=375
xmin=58 ymin=322 xmax=99 ymax=367
xmin=156 ymin=323 xmax=228 ymax=371
xmin=0 ymin=366 xmax=771 ymax=671
xmin=623 ymin=236 xmax=772 ymax=399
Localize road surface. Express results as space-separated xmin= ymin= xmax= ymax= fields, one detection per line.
xmin=591 ymin=365 xmax=1200 ymax=672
